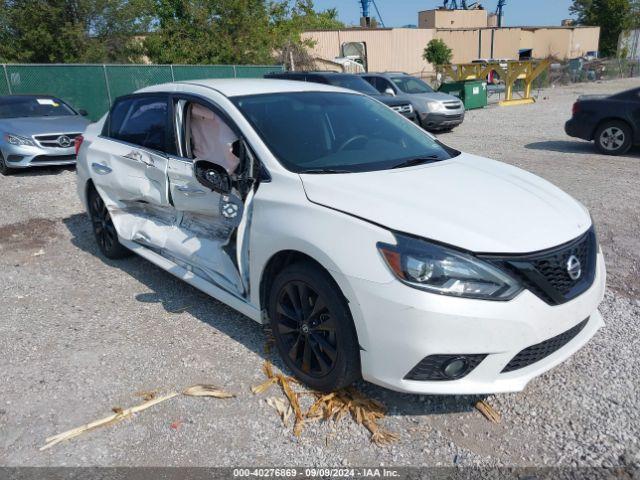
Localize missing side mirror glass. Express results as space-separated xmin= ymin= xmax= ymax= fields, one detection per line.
xmin=194 ymin=160 xmax=231 ymax=195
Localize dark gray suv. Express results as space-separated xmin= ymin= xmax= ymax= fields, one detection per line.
xmin=264 ymin=71 xmax=418 ymax=124
xmin=360 ymin=73 xmax=465 ymax=132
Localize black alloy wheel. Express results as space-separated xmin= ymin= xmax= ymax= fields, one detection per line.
xmin=268 ymin=262 xmax=361 ymax=392
xmin=275 ymin=280 xmax=338 ymax=377
xmin=88 ymin=188 xmax=131 ymax=259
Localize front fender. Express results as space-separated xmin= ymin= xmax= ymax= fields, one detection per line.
xmin=249 ymin=173 xmax=396 ymax=349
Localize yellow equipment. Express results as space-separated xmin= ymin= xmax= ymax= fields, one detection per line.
xmin=441 ymin=60 xmax=550 ymax=106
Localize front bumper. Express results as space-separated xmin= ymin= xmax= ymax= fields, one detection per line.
xmin=347 ymin=252 xmax=606 ymax=394
xmin=420 ymin=111 xmax=465 ymax=130
xmin=1 ymin=143 xmax=76 ymax=168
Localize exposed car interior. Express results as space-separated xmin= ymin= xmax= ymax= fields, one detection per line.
xmin=186 ymin=102 xmax=240 ymax=174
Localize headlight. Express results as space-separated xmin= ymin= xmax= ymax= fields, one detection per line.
xmin=425 ymin=100 xmax=443 ymax=112
xmin=4 ymin=133 xmax=36 ymax=147
xmin=378 ymin=234 xmax=522 ymax=300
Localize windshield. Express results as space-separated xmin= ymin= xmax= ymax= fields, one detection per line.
xmin=232 ymin=92 xmax=458 ymax=173
xmin=324 ymin=76 xmax=380 ymax=95
xmin=391 ymin=76 xmax=435 ymax=94
xmin=0 ymin=96 xmax=77 ymax=119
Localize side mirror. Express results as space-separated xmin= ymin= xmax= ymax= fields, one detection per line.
xmin=384 ymin=88 xmax=396 ymax=97
xmin=78 ymin=109 xmax=88 ymax=117
xmin=194 ymin=160 xmax=231 ymax=195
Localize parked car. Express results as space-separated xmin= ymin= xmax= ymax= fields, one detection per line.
xmin=77 ymin=79 xmax=605 ymax=394
xmin=565 ymin=87 xmax=640 ymax=155
xmin=264 ymin=71 xmax=417 ymax=123
xmin=0 ymin=95 xmax=90 ymax=175
xmin=360 ymin=72 xmax=465 ymax=131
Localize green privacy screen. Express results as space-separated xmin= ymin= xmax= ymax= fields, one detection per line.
xmin=1 ymin=64 xmax=283 ymax=120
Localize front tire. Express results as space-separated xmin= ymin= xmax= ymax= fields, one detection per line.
xmin=268 ymin=261 xmax=361 ymax=392
xmin=0 ymin=153 xmax=14 ymax=175
xmin=87 ymin=187 xmax=131 ymax=259
xmin=594 ymin=120 xmax=632 ymax=156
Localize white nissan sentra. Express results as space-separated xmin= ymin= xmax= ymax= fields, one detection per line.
xmin=75 ymin=79 xmax=606 ymax=394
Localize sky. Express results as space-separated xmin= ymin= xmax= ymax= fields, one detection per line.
xmin=312 ymin=0 xmax=576 ymax=28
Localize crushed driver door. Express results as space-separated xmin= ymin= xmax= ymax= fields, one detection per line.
xmin=164 ymin=97 xmax=259 ymax=298
xmin=89 ymin=93 xmax=174 ymax=249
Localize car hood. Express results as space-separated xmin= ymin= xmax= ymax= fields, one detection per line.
xmin=408 ymin=92 xmax=461 ymax=103
xmin=300 ymin=153 xmax=591 ymax=253
xmin=371 ymin=95 xmax=409 ymax=107
xmin=0 ymin=116 xmax=90 ymax=136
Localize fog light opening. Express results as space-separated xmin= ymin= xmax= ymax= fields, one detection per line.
xmin=442 ymin=357 xmax=469 ymax=379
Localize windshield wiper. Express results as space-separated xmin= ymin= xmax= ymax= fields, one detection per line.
xmin=391 ymin=156 xmax=441 ymax=169
xmin=299 ymin=168 xmax=352 ymax=174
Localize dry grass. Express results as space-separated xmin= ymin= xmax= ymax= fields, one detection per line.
xmin=252 ymin=361 xmax=399 ymax=445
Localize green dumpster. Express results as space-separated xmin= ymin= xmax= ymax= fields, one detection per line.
xmin=439 ymin=80 xmax=487 ymax=110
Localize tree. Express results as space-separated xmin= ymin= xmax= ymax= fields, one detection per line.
xmin=570 ymin=0 xmax=632 ymax=56
xmin=0 ymin=0 xmax=152 ymax=63
xmin=422 ymin=38 xmax=452 ymax=66
xmin=143 ymin=0 xmax=344 ymax=65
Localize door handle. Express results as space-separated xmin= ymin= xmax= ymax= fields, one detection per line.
xmin=91 ymin=162 xmax=112 ymax=175
xmin=176 ymin=185 xmax=206 ymax=196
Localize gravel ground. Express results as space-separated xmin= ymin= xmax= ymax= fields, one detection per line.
xmin=0 ymin=78 xmax=638 ymax=468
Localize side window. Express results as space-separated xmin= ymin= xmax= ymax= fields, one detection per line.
xmin=380 ymin=78 xmax=396 ymax=93
xmin=106 ymin=96 xmax=170 ymax=153
xmin=366 ymin=77 xmax=383 ymax=93
xmin=307 ymin=76 xmax=329 ymax=85
xmin=181 ymin=101 xmax=240 ymax=175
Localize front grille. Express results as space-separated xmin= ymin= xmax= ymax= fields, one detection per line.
xmin=404 ymin=354 xmax=487 ymax=381
xmin=502 ymin=318 xmax=589 ymax=373
xmin=485 ymin=227 xmax=597 ymax=306
xmin=391 ymin=104 xmax=413 ymax=115
xmin=32 ymin=154 xmax=76 ymax=162
xmin=444 ymin=101 xmax=462 ymax=110
xmin=34 ymin=133 xmax=81 ymax=148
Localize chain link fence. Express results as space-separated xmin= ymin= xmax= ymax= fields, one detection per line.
xmin=0 ymin=64 xmax=283 ymax=120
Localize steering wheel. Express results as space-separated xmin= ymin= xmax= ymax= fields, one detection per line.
xmin=337 ymin=135 xmax=368 ymax=152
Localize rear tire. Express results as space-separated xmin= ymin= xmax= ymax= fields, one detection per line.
xmin=0 ymin=153 xmax=14 ymax=176
xmin=594 ymin=120 xmax=632 ymax=156
xmin=87 ymin=187 xmax=131 ymax=259
xmin=268 ymin=261 xmax=361 ymax=392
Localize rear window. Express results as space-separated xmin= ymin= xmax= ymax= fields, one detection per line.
xmin=0 ymin=96 xmax=76 ymax=119
xmin=323 ymin=76 xmax=379 ymax=95
xmin=105 ymin=96 xmax=169 ymax=152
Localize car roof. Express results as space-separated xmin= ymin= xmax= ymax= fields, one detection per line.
xmin=0 ymin=94 xmax=59 ymax=100
xmin=361 ymin=72 xmax=407 ymax=78
xmin=137 ymin=78 xmax=353 ymax=98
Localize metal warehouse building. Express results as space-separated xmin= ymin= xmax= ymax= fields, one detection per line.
xmin=302 ymin=8 xmax=600 ymax=76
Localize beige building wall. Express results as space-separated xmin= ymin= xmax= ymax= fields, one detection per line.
xmin=435 ymin=29 xmax=480 ymax=63
xmin=419 ymin=9 xmax=489 ymax=29
xmin=302 ymin=26 xmax=600 ymax=75
xmin=436 ymin=28 xmax=521 ymax=63
xmin=302 ymin=29 xmax=435 ymax=75
xmin=570 ymin=27 xmax=600 ymax=56
xmin=529 ymin=27 xmax=599 ymax=59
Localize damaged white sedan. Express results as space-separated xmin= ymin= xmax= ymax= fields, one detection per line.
xmin=76 ymin=79 xmax=606 ymax=394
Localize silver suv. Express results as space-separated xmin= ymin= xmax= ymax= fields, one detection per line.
xmin=360 ymin=73 xmax=464 ymax=132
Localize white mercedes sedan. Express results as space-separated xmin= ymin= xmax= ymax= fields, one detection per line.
xmin=75 ymin=79 xmax=606 ymax=394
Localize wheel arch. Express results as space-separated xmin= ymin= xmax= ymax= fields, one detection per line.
xmin=591 ymin=116 xmax=633 ymax=140
xmin=257 ymin=248 xmax=369 ymax=349
xmin=259 ymin=250 xmax=342 ymax=314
